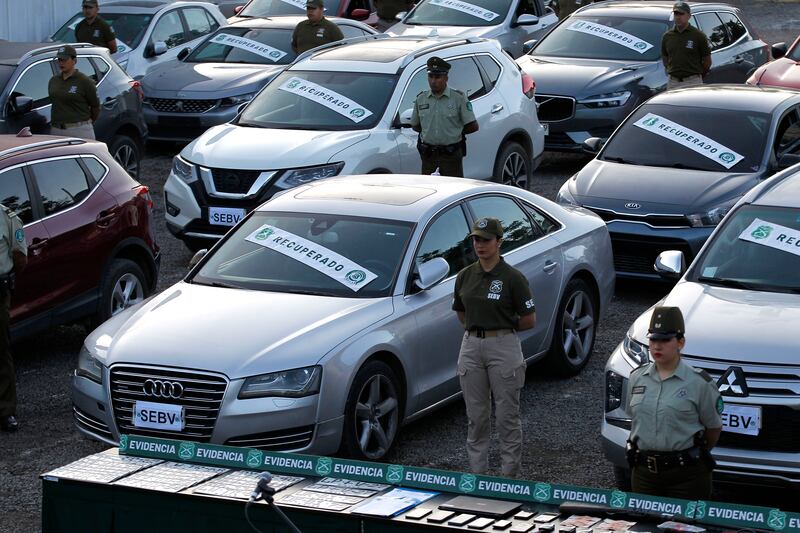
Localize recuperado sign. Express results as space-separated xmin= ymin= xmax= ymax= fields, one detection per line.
xmin=211 ymin=33 xmax=287 ymax=62
xmin=634 ymin=113 xmax=744 ymax=169
xmin=566 ymin=21 xmax=653 ymax=53
xmin=739 ymin=218 xmax=800 ymax=258
xmin=428 ymin=0 xmax=500 ymax=21
xmin=244 ymin=224 xmax=378 ymax=291
xmin=279 ymin=77 xmax=374 ymax=123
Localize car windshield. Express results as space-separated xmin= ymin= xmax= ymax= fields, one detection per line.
xmin=404 ymin=0 xmax=511 ymax=27
xmin=600 ymin=103 xmax=769 ymax=173
xmin=237 ymin=70 xmax=396 ymax=130
xmin=688 ymin=204 xmax=800 ymax=293
xmin=52 ymin=12 xmax=154 ymax=48
xmin=532 ymin=15 xmax=669 ymax=61
xmin=187 ymin=27 xmax=297 ymax=64
xmin=190 ymin=211 xmax=413 ymax=297
xmin=240 ymin=0 xmax=344 ymax=17
xmin=787 ymin=41 xmax=800 ymax=62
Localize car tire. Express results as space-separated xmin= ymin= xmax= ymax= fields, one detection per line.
xmin=97 ymin=258 xmax=148 ymax=324
xmin=493 ymin=141 xmax=531 ymax=190
xmin=545 ymin=278 xmax=597 ymax=376
xmin=614 ymin=466 xmax=632 ymax=491
xmin=341 ymin=360 xmax=401 ymax=460
xmin=109 ymin=134 xmax=141 ymax=179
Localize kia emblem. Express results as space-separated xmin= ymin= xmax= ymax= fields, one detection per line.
xmin=624 ymin=202 xmax=641 ymax=209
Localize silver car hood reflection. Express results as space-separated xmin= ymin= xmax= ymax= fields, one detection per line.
xmin=98 ymin=282 xmax=392 ymax=377
xmin=517 ymin=56 xmax=653 ymax=99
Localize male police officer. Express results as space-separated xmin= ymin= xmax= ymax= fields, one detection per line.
xmin=411 ymin=57 xmax=479 ymax=177
xmin=0 ymin=205 xmax=27 ymax=432
xmin=291 ymin=0 xmax=344 ymax=54
xmin=48 ymin=45 xmax=100 ymax=140
xmin=374 ymin=0 xmax=413 ymax=32
xmin=626 ymin=306 xmax=723 ymax=499
xmin=75 ymin=0 xmax=117 ymax=53
xmin=661 ymin=2 xmax=711 ymax=90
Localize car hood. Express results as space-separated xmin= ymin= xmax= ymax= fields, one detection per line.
xmin=93 ymin=282 xmax=393 ymax=377
xmin=516 ymin=56 xmax=656 ymax=98
xmin=141 ymin=60 xmax=284 ymax=97
xmin=571 ymin=159 xmax=757 ymax=212
xmin=182 ymin=124 xmax=370 ymax=169
xmin=754 ymin=57 xmax=800 ymax=89
xmin=631 ymin=282 xmax=800 ymax=365
xmin=387 ymin=24 xmax=493 ymax=38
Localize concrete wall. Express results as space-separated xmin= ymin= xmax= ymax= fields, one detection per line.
xmin=0 ymin=0 xmax=79 ymax=42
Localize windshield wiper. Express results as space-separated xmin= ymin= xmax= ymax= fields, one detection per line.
xmin=190 ymin=280 xmax=243 ymax=289
xmin=648 ymin=162 xmax=708 ymax=171
xmin=236 ymin=121 xmax=268 ymax=128
xmin=696 ymin=276 xmax=755 ymax=289
xmin=282 ymin=288 xmax=340 ymax=297
xmin=602 ymin=156 xmax=639 ymax=165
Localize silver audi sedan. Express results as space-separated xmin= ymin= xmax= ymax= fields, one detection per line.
xmin=72 ymin=175 xmax=614 ymax=460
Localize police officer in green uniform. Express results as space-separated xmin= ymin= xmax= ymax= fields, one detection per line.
xmin=452 ymin=217 xmax=535 ymax=477
xmin=48 ymin=45 xmax=100 ymax=140
xmin=291 ymin=0 xmax=345 ymax=54
xmin=626 ymin=306 xmax=723 ymax=499
xmin=661 ymin=2 xmax=711 ymax=90
xmin=75 ymin=0 xmax=117 ymax=53
xmin=411 ymin=57 xmax=479 ymax=178
xmin=0 ymin=204 xmax=28 ymax=432
xmin=374 ymin=0 xmax=413 ymax=32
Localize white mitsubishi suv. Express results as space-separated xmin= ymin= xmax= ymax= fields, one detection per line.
xmin=164 ymin=34 xmax=544 ymax=250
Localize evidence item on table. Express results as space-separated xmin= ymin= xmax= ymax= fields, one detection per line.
xmin=405 ymin=507 xmax=433 ymax=520
xmin=535 ymin=513 xmax=560 ymax=523
xmin=470 ymin=517 xmax=498 ymax=529
xmin=427 ymin=510 xmax=457 ymax=523
xmin=450 ymin=513 xmax=478 ymax=526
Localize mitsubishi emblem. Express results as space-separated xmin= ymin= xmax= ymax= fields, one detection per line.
xmin=717 ymin=366 xmax=749 ymax=397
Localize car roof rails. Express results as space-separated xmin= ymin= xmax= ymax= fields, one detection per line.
xmin=293 ymin=33 xmax=391 ymax=64
xmin=0 ymin=137 xmax=86 ymax=160
xmin=21 ymin=43 xmax=96 ymax=63
xmin=399 ymin=37 xmax=483 ymax=69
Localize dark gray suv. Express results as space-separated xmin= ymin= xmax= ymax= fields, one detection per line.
xmin=0 ymin=42 xmax=147 ymax=177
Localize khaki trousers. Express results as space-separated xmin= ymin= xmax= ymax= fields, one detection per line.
xmin=667 ymin=74 xmax=703 ymax=91
xmin=50 ymin=123 xmax=96 ymax=140
xmin=0 ymin=292 xmax=15 ymax=417
xmin=458 ymin=331 xmax=526 ymax=477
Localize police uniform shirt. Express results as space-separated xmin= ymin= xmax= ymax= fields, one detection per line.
xmin=75 ymin=17 xmax=116 ymax=48
xmin=627 ymin=359 xmax=723 ymax=452
xmin=291 ymin=18 xmax=344 ymax=54
xmin=411 ymin=87 xmax=476 ymax=146
xmin=0 ymin=207 xmax=27 ymax=275
xmin=452 ymin=258 xmax=534 ymax=331
xmin=48 ymin=70 xmax=99 ymax=125
xmin=661 ymin=24 xmax=711 ymax=79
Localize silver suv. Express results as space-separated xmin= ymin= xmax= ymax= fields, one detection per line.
xmin=603 ymin=162 xmax=800 ymax=487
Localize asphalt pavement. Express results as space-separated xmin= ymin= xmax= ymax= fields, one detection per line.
xmin=1 ymin=2 xmax=798 ymax=530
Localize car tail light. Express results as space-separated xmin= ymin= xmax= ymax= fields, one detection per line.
xmin=521 ymin=73 xmax=535 ymax=99
xmin=130 ymin=80 xmax=144 ymax=101
xmin=135 ymin=185 xmax=153 ymax=210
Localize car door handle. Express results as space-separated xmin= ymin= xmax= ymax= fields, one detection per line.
xmin=103 ymin=97 xmax=118 ymax=109
xmin=543 ymin=260 xmax=558 ymax=273
xmin=28 ymin=237 xmax=48 ymax=253
xmin=96 ymin=210 xmax=118 ymax=226
xmin=491 ymin=103 xmax=504 ymax=114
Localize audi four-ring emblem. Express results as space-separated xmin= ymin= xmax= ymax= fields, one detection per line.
xmin=143 ymin=379 xmax=184 ymax=399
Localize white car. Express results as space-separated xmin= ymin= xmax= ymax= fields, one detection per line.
xmin=49 ymin=0 xmax=228 ymax=80
xmin=164 ymin=35 xmax=544 ymax=251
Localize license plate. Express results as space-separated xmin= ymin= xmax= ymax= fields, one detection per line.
xmin=721 ymin=403 xmax=761 ymax=436
xmin=209 ymin=206 xmax=246 ymax=227
xmin=542 ymin=123 xmax=550 ymax=136
xmin=133 ymin=400 xmax=185 ymax=431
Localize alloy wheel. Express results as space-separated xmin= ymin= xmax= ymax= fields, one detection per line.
xmin=561 ymin=289 xmax=595 ymax=365
xmin=502 ymin=151 xmax=528 ymax=189
xmin=110 ymin=273 xmax=145 ymax=316
xmin=354 ymin=373 xmax=399 ymax=460
xmin=114 ymin=143 xmax=138 ymax=177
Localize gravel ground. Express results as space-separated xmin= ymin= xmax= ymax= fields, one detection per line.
xmin=1 ymin=3 xmax=797 ymax=530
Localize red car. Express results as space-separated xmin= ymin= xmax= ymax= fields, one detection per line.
xmin=0 ymin=132 xmax=159 ymax=340
xmin=747 ymin=36 xmax=800 ymax=89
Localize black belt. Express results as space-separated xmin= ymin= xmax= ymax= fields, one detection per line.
xmin=418 ymin=141 xmax=461 ymax=156
xmin=468 ymin=328 xmax=515 ymax=338
xmin=635 ymin=447 xmax=701 ymax=473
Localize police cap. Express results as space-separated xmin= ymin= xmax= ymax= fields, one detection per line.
xmin=427 ymin=56 xmax=451 ymax=75
xmin=647 ymin=306 xmax=685 ymax=340
xmin=672 ymin=1 xmax=690 ymax=14
xmin=469 ymin=217 xmax=504 ymax=240
xmin=82 ymin=0 xmax=99 ymax=7
xmin=56 ymin=45 xmax=77 ymax=60
xmin=306 ymin=0 xmax=324 ymax=8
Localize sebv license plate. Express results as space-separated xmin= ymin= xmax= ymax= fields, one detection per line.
xmin=209 ymin=206 xmax=246 ymax=227
xmin=133 ymin=400 xmax=185 ymax=431
xmin=721 ymin=403 xmax=761 ymax=436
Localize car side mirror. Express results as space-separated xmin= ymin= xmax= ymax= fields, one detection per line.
xmin=351 ymin=8 xmax=369 ymax=20
xmin=777 ymin=153 xmax=800 ymax=170
xmin=8 ymin=95 xmax=33 ymax=115
xmin=189 ymin=249 xmax=208 ymax=267
xmin=514 ymin=14 xmax=539 ymax=27
xmin=234 ymin=4 xmax=243 ymax=14
xmin=771 ymin=42 xmax=787 ymax=60
xmin=582 ymin=137 xmax=605 ymax=154
xmin=654 ymin=250 xmax=685 ymax=279
xmin=177 ymin=46 xmax=191 ymax=61
xmin=397 ymin=108 xmax=414 ymax=128
xmin=414 ymin=257 xmax=450 ymax=290
xmin=395 ymin=11 xmax=407 ymax=20
xmin=522 ymin=39 xmax=537 ymax=54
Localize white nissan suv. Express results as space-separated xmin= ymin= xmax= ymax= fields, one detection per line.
xmin=164 ymin=34 xmax=544 ymax=250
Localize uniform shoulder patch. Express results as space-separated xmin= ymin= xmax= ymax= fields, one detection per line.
xmin=695 ymin=368 xmax=713 ymax=382
xmin=716 ymin=396 xmax=724 ymax=415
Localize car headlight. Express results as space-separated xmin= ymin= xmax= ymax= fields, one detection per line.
xmin=622 ymin=331 xmax=649 ymax=367
xmin=238 ymin=366 xmax=322 ymax=399
xmin=605 ymin=370 xmax=624 ymax=412
xmin=220 ymin=92 xmax=256 ymax=107
xmin=76 ymin=345 xmax=103 ymax=384
xmin=687 ymin=198 xmax=738 ymax=228
xmin=579 ymin=91 xmax=631 ymax=108
xmin=556 ymin=183 xmax=579 ymax=206
xmin=274 ymin=162 xmax=344 ymax=189
xmin=171 ymin=155 xmax=197 ymax=184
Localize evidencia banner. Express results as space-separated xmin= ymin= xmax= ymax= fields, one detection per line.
xmin=120 ymin=435 xmax=800 ymax=533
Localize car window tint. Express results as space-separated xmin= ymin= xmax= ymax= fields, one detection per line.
xmin=189 ymin=28 xmax=297 ymax=64
xmin=340 ymin=24 xmax=368 ymax=39
xmin=775 ymin=111 xmax=800 ymax=157
xmin=448 ymin=57 xmax=486 ymax=100
xmin=241 ymin=0 xmax=344 ymax=16
xmin=404 ymin=0 xmax=513 ymax=27
xmin=91 ymin=57 xmax=110 ymax=81
xmin=468 ymin=196 xmax=537 ymax=252
xmin=0 ymin=167 xmax=33 ymax=224
xmin=398 ymin=67 xmax=428 ymax=117
xmin=516 ymin=0 xmax=540 ymax=16
xmin=694 ymin=12 xmax=730 ymax=51
xmin=152 ymin=11 xmax=187 ymax=49
xmin=31 ymin=158 xmax=92 ymax=216
xmin=416 ymin=205 xmax=473 ymax=277
xmin=524 ymin=202 xmax=560 ymax=236
xmin=104 ymin=13 xmax=154 ymax=48
xmin=83 ymin=157 xmax=108 ymax=182
xmin=476 ymin=54 xmax=501 ymax=90
xmin=183 ymin=7 xmax=214 ymax=40
xmin=717 ymin=11 xmax=746 ymax=43
xmin=76 ymin=57 xmax=98 ymax=84
xmin=12 ymin=61 xmax=53 ymax=108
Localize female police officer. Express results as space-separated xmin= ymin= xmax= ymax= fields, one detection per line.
xmin=452 ymin=217 xmax=535 ymax=478
xmin=626 ymin=306 xmax=724 ymax=498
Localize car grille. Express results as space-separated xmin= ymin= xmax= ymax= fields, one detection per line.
xmin=586 ymin=206 xmax=690 ymax=228
xmin=149 ymin=98 xmax=217 ymax=113
xmin=210 ymin=168 xmax=264 ymax=194
xmin=73 ymin=405 xmax=113 ymax=440
xmin=535 ymin=94 xmax=575 ymax=122
xmin=225 ymin=425 xmax=315 ymax=451
xmin=609 ymin=234 xmax=693 ymax=276
xmin=109 ymin=365 xmax=227 ymax=442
